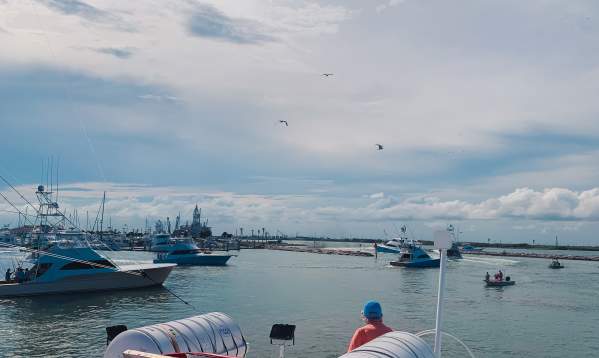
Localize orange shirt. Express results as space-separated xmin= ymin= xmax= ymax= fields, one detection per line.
xmin=347 ymin=320 xmax=393 ymax=352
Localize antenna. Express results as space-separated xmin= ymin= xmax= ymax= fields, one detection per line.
xmin=55 ymin=156 xmax=59 ymax=203
xmin=46 ymin=157 xmax=50 ymax=189
xmin=100 ymin=191 xmax=106 ymax=241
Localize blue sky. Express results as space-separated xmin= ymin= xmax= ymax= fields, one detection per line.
xmin=1 ymin=0 xmax=599 ymax=244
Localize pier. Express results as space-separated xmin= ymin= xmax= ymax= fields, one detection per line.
xmin=463 ymin=251 xmax=599 ymax=261
xmin=267 ymin=245 xmax=373 ymax=257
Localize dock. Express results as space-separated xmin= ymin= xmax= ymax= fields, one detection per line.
xmin=268 ymin=245 xmax=373 ymax=257
xmin=463 ymin=251 xmax=599 ymax=261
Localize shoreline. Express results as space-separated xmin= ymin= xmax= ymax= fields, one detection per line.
xmin=463 ymin=251 xmax=599 ymax=262
xmin=288 ymin=237 xmax=599 ymax=252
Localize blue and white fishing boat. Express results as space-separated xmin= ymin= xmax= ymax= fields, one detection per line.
xmin=153 ymin=238 xmax=232 ymax=266
xmin=0 ymin=185 xmax=175 ymax=297
xmin=390 ymin=243 xmax=440 ymax=268
xmin=149 ymin=233 xmax=173 ymax=252
xmin=0 ymin=239 xmax=174 ymax=297
xmin=376 ymin=225 xmax=412 ymax=254
xmin=460 ymin=244 xmax=483 ymax=253
xmin=376 ymin=237 xmax=404 ymax=253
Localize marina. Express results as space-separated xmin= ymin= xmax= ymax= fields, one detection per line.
xmin=1 ymin=248 xmax=598 ymax=357
xmin=2 ymin=0 xmax=599 ymax=356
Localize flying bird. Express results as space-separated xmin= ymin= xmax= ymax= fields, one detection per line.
xmin=279 ymin=120 xmax=288 ymax=127
xmin=322 ymin=73 xmax=334 ymax=77
xmin=375 ymin=144 xmax=384 ymax=150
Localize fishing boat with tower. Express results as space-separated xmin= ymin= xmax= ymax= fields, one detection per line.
xmin=0 ymin=168 xmax=175 ymax=297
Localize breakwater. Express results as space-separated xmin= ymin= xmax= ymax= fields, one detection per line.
xmin=464 ymin=251 xmax=599 ymax=261
xmin=268 ymin=245 xmax=373 ymax=257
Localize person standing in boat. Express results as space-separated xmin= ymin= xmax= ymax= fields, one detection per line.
xmin=347 ymin=301 xmax=393 ymax=352
xmin=485 ymin=272 xmax=490 ymax=282
xmin=498 ymin=270 xmax=503 ymax=281
xmin=5 ymin=268 xmax=11 ymax=282
xmin=15 ymin=267 xmax=25 ymax=283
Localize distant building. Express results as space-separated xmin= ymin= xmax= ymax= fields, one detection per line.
xmin=171 ymin=205 xmax=212 ymax=238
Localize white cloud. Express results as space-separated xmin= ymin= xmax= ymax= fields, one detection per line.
xmin=315 ymin=188 xmax=599 ymax=222
xmin=376 ymin=0 xmax=405 ymax=13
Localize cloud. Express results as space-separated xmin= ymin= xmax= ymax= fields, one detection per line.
xmin=335 ymin=188 xmax=599 ymax=222
xmin=369 ymin=192 xmax=384 ymax=199
xmin=187 ymin=4 xmax=276 ymax=44
xmin=93 ymin=47 xmax=135 ymax=59
xmin=137 ymin=94 xmax=180 ymax=102
xmin=376 ymin=0 xmax=405 ymax=13
xmin=36 ymin=0 xmax=132 ymax=30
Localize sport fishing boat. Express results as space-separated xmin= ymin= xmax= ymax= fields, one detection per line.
xmin=445 ymin=224 xmax=462 ymax=259
xmin=149 ymin=233 xmax=173 ymax=252
xmin=446 ymin=242 xmax=463 ymax=259
xmin=154 ymin=238 xmax=232 ymax=266
xmin=460 ymin=244 xmax=483 ymax=253
xmin=376 ymin=225 xmax=411 ymax=254
xmin=549 ymin=258 xmax=564 ymax=269
xmin=390 ymin=243 xmax=440 ymax=268
xmin=0 ymin=239 xmax=174 ymax=297
xmin=376 ymin=237 xmax=404 ymax=253
xmin=0 ymin=184 xmax=175 ymax=297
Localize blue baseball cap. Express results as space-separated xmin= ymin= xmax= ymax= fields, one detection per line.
xmin=363 ymin=300 xmax=383 ymax=319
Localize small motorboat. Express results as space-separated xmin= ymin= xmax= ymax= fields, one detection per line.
xmin=153 ymin=238 xmax=232 ymax=266
xmin=390 ymin=244 xmax=440 ymax=268
xmin=484 ymin=277 xmax=515 ymax=287
xmin=549 ymin=259 xmax=564 ymax=269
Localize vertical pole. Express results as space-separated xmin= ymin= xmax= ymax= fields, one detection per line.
xmin=279 ymin=344 xmax=285 ymax=358
xmin=434 ymin=248 xmax=447 ymax=357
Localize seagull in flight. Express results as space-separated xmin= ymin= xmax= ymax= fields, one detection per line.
xmin=322 ymin=73 xmax=334 ymax=77
xmin=375 ymin=144 xmax=384 ymax=150
xmin=279 ymin=120 xmax=288 ymax=127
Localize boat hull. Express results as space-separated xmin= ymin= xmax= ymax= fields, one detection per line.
xmin=154 ymin=254 xmax=231 ymax=266
xmin=376 ymin=245 xmax=401 ymax=254
xmin=390 ymin=259 xmax=440 ymax=268
xmin=549 ymin=265 xmax=564 ymax=269
xmin=485 ymin=280 xmax=515 ymax=287
xmin=0 ymin=263 xmax=174 ymax=297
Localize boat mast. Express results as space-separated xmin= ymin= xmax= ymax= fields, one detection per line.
xmin=100 ymin=191 xmax=106 ymax=242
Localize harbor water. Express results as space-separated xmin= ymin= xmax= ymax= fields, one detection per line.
xmin=1 ymin=248 xmax=598 ymax=357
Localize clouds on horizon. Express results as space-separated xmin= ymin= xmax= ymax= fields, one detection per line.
xmin=1 ymin=182 xmax=598 ymax=243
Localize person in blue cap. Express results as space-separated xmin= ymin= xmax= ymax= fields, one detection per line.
xmin=347 ymin=300 xmax=393 ymax=352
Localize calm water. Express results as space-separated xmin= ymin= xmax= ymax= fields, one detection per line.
xmin=1 ymin=248 xmax=598 ymax=357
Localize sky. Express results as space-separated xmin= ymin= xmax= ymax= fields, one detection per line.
xmin=1 ymin=0 xmax=599 ymax=244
